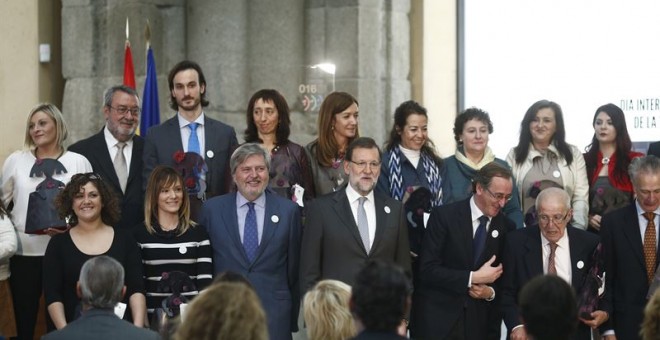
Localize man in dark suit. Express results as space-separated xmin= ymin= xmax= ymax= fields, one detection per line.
xmin=501 ymin=187 xmax=608 ymax=340
xmin=143 ymin=60 xmax=238 ymax=219
xmin=300 ymin=137 xmax=411 ymax=294
xmin=43 ymin=256 xmax=159 ymax=340
xmin=199 ymin=143 xmax=301 ymax=340
xmin=411 ymin=162 xmax=516 ymax=340
xmin=350 ymin=260 xmax=410 ymax=340
xmin=601 ymin=155 xmax=660 ymax=340
xmin=68 ymin=85 xmax=144 ymax=230
xmin=648 ymin=141 xmax=660 ymax=157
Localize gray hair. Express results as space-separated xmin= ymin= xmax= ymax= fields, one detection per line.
xmin=103 ymin=85 xmax=140 ymax=108
xmin=230 ymin=143 xmax=271 ymax=175
xmin=79 ymin=256 xmax=125 ymax=309
xmin=629 ymin=155 xmax=660 ymax=186
xmin=535 ymin=187 xmax=571 ymax=212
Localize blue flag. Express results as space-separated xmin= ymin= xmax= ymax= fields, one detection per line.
xmin=140 ymin=47 xmax=160 ymax=136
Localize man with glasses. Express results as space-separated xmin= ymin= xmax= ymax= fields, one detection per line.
xmin=600 ymin=155 xmax=660 ymax=340
xmin=411 ymin=162 xmax=516 ymax=340
xmin=500 ymin=187 xmax=606 ymax=340
xmin=68 ymin=85 xmax=144 ymax=230
xmin=300 ymin=137 xmax=411 ymax=294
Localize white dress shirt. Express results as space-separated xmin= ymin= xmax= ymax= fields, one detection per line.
xmin=345 ymin=184 xmax=376 ymax=249
xmin=541 ymin=231 xmax=572 ymax=285
xmin=635 ymin=200 xmax=660 ymax=247
xmin=104 ymin=126 xmax=133 ymax=173
xmin=177 ymin=112 xmax=206 ymax=154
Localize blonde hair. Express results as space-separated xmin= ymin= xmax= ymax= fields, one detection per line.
xmin=641 ymin=289 xmax=660 ymax=340
xmin=24 ymin=103 xmax=68 ymax=150
xmin=175 ymin=282 xmax=268 ymax=340
xmin=303 ymin=280 xmax=356 ymax=340
xmin=144 ymin=166 xmax=195 ymax=235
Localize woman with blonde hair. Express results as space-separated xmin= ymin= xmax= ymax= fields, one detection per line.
xmin=303 ymin=279 xmax=356 ymax=340
xmin=641 ymin=289 xmax=660 ymax=340
xmin=175 ymin=281 xmax=268 ymax=340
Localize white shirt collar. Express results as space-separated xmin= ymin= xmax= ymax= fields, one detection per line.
xmin=103 ymin=126 xmax=133 ymax=148
xmin=236 ymin=191 xmax=266 ymax=209
xmin=540 ymin=228 xmax=570 ymax=249
xmin=469 ymin=196 xmax=489 ymax=222
xmin=177 ymin=112 xmax=205 ymax=128
xmin=635 ymin=199 xmax=660 ymax=216
xmin=345 ymin=183 xmax=375 ymax=204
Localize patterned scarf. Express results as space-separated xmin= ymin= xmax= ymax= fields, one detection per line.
xmin=388 ymin=145 xmax=443 ymax=207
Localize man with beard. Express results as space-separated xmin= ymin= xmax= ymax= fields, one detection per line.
xmin=68 ymin=85 xmax=144 ymax=230
xmin=300 ymin=137 xmax=411 ymax=294
xmin=199 ymin=143 xmax=301 ymax=340
xmin=143 ymin=60 xmax=238 ymax=219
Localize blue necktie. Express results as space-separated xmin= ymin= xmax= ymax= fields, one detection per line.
xmin=188 ymin=122 xmax=200 ymax=155
xmin=243 ymin=202 xmax=258 ymax=262
xmin=473 ymin=215 xmax=489 ymax=266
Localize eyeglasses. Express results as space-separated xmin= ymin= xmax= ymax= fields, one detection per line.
xmin=71 ymin=172 xmax=102 ymax=182
xmin=349 ymin=160 xmax=381 ymax=170
xmin=109 ymin=106 xmax=141 ymax=116
xmin=484 ymin=186 xmax=513 ymax=202
xmin=538 ymin=212 xmax=570 ymax=225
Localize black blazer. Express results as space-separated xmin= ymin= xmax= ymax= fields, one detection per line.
xmin=601 ymin=203 xmax=657 ymax=340
xmin=142 ymin=115 xmax=238 ymax=199
xmin=411 ymin=198 xmax=515 ymax=340
xmin=648 ymin=141 xmax=660 ymax=158
xmin=68 ymin=129 xmax=144 ymax=230
xmin=500 ymin=224 xmax=599 ymax=340
xmin=300 ymin=188 xmax=411 ymax=295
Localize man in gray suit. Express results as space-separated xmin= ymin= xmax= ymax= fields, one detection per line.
xmin=300 ymin=137 xmax=411 ymax=294
xmin=143 ymin=60 xmax=238 ymax=218
xmin=43 ymin=256 xmax=159 ymax=340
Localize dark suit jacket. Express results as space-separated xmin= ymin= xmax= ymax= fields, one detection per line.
xmin=41 ymin=309 xmax=160 ymax=340
xmin=68 ymin=129 xmax=144 ymax=230
xmin=601 ymin=203 xmax=657 ymax=340
xmin=500 ymin=225 xmax=600 ymax=340
xmin=300 ymin=188 xmax=411 ymax=294
xmin=143 ymin=115 xmax=238 ymax=199
xmin=199 ymin=191 xmax=301 ymax=340
xmin=411 ymin=198 xmax=515 ymax=340
xmin=351 ymin=330 xmax=407 ymax=340
xmin=648 ymin=141 xmax=660 ymax=157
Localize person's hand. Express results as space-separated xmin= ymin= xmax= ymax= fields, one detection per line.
xmin=580 ymin=310 xmax=608 ymax=328
xmin=588 ymin=214 xmax=602 ymax=231
xmin=468 ymin=284 xmax=494 ymax=300
xmin=472 ymin=256 xmax=502 ymax=284
xmin=510 ymin=326 xmax=528 ymax=340
xmin=45 ymin=226 xmax=70 ymax=237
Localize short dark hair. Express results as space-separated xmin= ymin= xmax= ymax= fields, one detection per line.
xmin=56 ymin=173 xmax=121 ymax=227
xmin=244 ymin=89 xmax=291 ymax=144
xmin=345 ymin=137 xmax=381 ymax=163
xmin=167 ymin=60 xmax=209 ymax=111
xmin=453 ymin=107 xmax=494 ymax=144
xmin=519 ymin=275 xmax=578 ymax=340
xmin=471 ymin=162 xmax=513 ymax=193
xmin=350 ymin=260 xmax=411 ymax=333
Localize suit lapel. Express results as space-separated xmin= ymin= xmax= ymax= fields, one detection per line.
xmin=370 ymin=192 xmax=388 ymax=255
xmin=332 ymin=190 xmax=368 ymax=254
xmin=219 ymin=193 xmax=250 ymax=267
xmin=459 ymin=201 xmax=475 ymax=266
xmin=126 ymin=135 xmax=143 ymax=187
xmin=166 ymin=116 xmax=185 ymax=153
xmin=254 ymin=192 xmax=279 ymax=263
xmin=622 ymin=204 xmax=646 ymax=268
xmin=480 ymin=212 xmax=506 ymax=265
xmin=567 ymin=227 xmax=587 ymax=290
xmin=523 ymin=226 xmax=544 ymax=277
xmin=90 ymin=131 xmax=123 ymax=193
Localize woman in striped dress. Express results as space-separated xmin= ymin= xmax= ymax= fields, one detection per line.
xmin=135 ymin=165 xmax=213 ymax=325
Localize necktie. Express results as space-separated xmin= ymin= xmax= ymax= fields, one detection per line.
xmin=644 ymin=212 xmax=657 ymax=284
xmin=188 ymin=122 xmax=200 ymax=155
xmin=548 ymin=242 xmax=558 ymax=275
xmin=357 ymin=197 xmax=371 ymax=253
xmin=243 ymin=202 xmax=259 ymax=262
xmin=473 ymin=215 xmax=488 ymax=266
xmin=113 ymin=142 xmax=127 ymax=193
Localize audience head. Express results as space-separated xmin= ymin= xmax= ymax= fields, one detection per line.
xmin=174 ymin=282 xmax=268 ymax=340
xmin=350 ymin=260 xmax=411 ymax=334
xmin=453 ymin=107 xmax=494 ymax=150
xmin=230 ymin=143 xmax=271 ymax=201
xmin=144 ymin=165 xmax=194 ymax=235
xmin=102 ymin=85 xmax=140 ymax=142
xmin=315 ymin=91 xmax=360 ymax=167
xmin=56 ymin=173 xmax=120 ymax=227
xmin=514 ymin=100 xmax=573 ymax=166
xmin=641 ymin=288 xmax=660 ymax=340
xmin=535 ymin=188 xmax=572 ymax=243
xmin=344 ymin=137 xmax=382 ymax=196
xmin=244 ymin=89 xmax=291 ymax=144
xmin=78 ymin=256 xmax=125 ymax=310
xmin=519 ymin=275 xmax=578 ymax=340
xmin=471 ymin=162 xmax=514 ymax=218
xmin=303 ymin=280 xmax=356 ymax=340
xmin=24 ymin=103 xmax=69 ymax=150
xmin=168 ymin=60 xmax=209 ymax=111
xmin=628 ymin=155 xmax=660 ymax=213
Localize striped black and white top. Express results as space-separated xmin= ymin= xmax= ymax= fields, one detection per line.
xmin=134 ymin=223 xmax=213 ymax=314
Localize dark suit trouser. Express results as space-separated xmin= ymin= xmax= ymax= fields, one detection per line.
xmin=9 ymin=256 xmax=45 ymax=340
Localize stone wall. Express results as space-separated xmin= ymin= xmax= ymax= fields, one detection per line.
xmin=61 ymin=0 xmax=410 ymax=147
